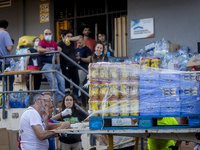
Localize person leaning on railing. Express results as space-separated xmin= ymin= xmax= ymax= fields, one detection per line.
xmin=25 ymin=37 xmax=42 ymax=90
xmin=37 ymin=29 xmax=65 ymax=107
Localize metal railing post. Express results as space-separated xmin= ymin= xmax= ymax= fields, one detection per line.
xmin=2 ymin=58 xmax=7 ymax=119
xmin=52 ymin=53 xmax=57 ymax=115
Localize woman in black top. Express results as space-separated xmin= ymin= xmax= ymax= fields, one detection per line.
xmin=52 ymin=93 xmax=88 ymax=150
xmin=25 ymin=37 xmax=42 ymax=90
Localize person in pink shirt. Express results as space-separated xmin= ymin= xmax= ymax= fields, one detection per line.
xmin=37 ymin=29 xmax=65 ymax=106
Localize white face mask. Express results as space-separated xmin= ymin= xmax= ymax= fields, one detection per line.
xmin=34 ymin=41 xmax=39 ymax=47
xmin=45 ymin=35 xmax=52 ymax=41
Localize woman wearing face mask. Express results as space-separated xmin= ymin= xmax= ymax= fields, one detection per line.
xmin=83 ymin=42 xmax=108 ymax=63
xmin=25 ymin=37 xmax=42 ymax=90
xmin=51 ymin=93 xmax=88 ymax=150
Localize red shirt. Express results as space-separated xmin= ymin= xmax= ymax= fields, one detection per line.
xmin=38 ymin=39 xmax=57 ymax=51
xmin=38 ymin=39 xmax=58 ymax=64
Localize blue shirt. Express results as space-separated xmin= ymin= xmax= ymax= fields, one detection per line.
xmin=41 ymin=118 xmax=60 ymax=150
xmin=76 ymin=46 xmax=92 ymax=70
xmin=0 ymin=30 xmax=13 ymax=64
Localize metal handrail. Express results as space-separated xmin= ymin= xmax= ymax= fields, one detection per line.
xmin=0 ymin=50 xmax=89 ymax=118
xmin=0 ymin=51 xmax=88 ymax=74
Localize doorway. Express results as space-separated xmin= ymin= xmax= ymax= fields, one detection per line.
xmin=77 ymin=15 xmax=106 ymax=40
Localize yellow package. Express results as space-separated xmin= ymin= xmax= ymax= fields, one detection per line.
xmin=89 ymin=99 xmax=99 ymax=117
xmin=99 ymin=63 xmax=109 ymax=81
xmin=129 ymin=100 xmax=139 ymax=116
xmin=109 ymin=63 xmax=120 ymax=80
xmin=98 ymin=100 xmax=109 ymax=116
xmin=129 ymin=62 xmax=140 ymax=80
xmin=99 ymin=81 xmax=109 ymax=99
xmin=89 ymin=63 xmax=99 ymax=80
xmin=120 ymin=100 xmax=130 ymax=116
xmin=129 ymin=81 xmax=139 ymax=99
xmin=89 ymin=81 xmax=99 ymax=99
xmin=119 ymin=82 xmax=130 ymax=99
xmin=109 ymin=100 xmax=119 ymax=116
xmin=109 ymin=82 xmax=120 ymax=99
xmin=119 ymin=63 xmax=129 ymax=81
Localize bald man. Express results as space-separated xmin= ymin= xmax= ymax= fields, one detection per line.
xmin=37 ymin=29 xmax=65 ymax=105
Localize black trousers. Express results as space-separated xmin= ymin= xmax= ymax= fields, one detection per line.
xmin=61 ymin=65 xmax=79 ymax=96
xmin=81 ymin=76 xmax=89 ymax=107
xmin=26 ymin=74 xmax=42 ymax=90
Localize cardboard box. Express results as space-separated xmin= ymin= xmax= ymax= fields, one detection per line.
xmin=179 ymin=141 xmax=197 ymax=150
xmin=169 ymin=41 xmax=179 ymax=52
xmin=14 ymin=74 xmax=26 ymax=83
xmin=0 ymin=129 xmax=9 ymax=150
xmin=187 ymin=56 xmax=200 ymax=71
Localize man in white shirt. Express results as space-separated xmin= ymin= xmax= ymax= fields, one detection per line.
xmin=19 ymin=93 xmax=70 ymax=150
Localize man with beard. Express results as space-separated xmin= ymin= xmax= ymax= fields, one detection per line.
xmin=77 ymin=27 xmax=96 ymax=55
xmin=19 ymin=93 xmax=70 ymax=150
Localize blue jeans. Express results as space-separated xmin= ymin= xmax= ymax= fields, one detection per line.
xmin=0 ymin=62 xmax=14 ymax=91
xmin=41 ymin=64 xmax=65 ymax=102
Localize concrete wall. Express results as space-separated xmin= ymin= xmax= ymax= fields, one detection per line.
xmin=128 ymin=0 xmax=200 ymax=58
xmin=0 ymin=0 xmax=54 ymax=54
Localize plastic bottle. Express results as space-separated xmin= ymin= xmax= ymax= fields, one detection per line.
xmin=107 ymin=52 xmax=115 ymax=62
xmin=173 ymin=56 xmax=179 ymax=70
xmin=10 ymin=58 xmax=16 ymax=71
xmin=168 ymin=60 xmax=174 ymax=70
xmin=192 ymin=66 xmax=196 ymax=71
xmin=15 ymin=60 xmax=20 ymax=71
xmin=20 ymin=57 xmax=25 ymax=70
xmin=107 ymin=51 xmax=111 ymax=61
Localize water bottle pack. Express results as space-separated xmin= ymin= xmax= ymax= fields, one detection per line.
xmin=9 ymin=89 xmax=27 ymax=108
xmin=9 ymin=57 xmax=25 ymax=71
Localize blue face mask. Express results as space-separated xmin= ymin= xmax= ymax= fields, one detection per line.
xmin=34 ymin=41 xmax=39 ymax=47
xmin=95 ymin=52 xmax=102 ymax=56
xmin=45 ymin=35 xmax=52 ymax=41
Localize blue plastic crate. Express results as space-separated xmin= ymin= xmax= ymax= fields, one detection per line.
xmin=181 ymin=100 xmax=200 ymax=115
xmin=159 ymin=80 xmax=180 ymax=88
xmin=140 ymin=88 xmax=161 ymax=101
xmin=159 ymin=74 xmax=180 ymax=88
xmin=180 ymin=81 xmax=200 ymax=87
xmin=160 ymin=74 xmax=180 ymax=80
xmin=140 ymin=80 xmax=160 ymax=89
xmin=160 ymin=87 xmax=179 ymax=96
xmin=159 ymin=87 xmax=180 ymax=101
xmin=160 ymin=101 xmax=181 ymax=115
xmin=9 ymin=101 xmax=25 ymax=108
xmin=180 ymin=73 xmax=200 ymax=82
xmin=180 ymin=95 xmax=200 ymax=101
xmin=140 ymin=74 xmax=159 ymax=81
xmin=140 ymin=102 xmax=160 ymax=116
xmin=180 ymin=87 xmax=200 ymax=96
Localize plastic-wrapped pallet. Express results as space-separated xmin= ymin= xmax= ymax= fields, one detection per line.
xmin=88 ymin=61 xmax=200 ymax=130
